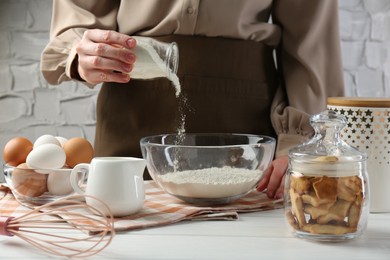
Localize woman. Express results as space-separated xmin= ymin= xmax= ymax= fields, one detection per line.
xmin=40 ymin=0 xmax=345 ymax=199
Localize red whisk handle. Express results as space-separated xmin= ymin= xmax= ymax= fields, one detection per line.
xmin=0 ymin=216 xmax=17 ymax=237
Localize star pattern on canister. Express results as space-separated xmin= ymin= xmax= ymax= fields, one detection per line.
xmin=328 ymin=106 xmax=390 ymax=165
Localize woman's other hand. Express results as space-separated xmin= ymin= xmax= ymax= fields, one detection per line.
xmin=257 ymin=155 xmax=288 ymax=199
xmin=75 ymin=29 xmax=137 ymax=84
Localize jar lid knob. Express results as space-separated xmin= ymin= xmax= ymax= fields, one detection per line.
xmin=289 ymin=110 xmax=366 ymax=161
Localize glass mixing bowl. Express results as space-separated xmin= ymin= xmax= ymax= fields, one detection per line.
xmin=3 ymin=164 xmax=79 ymax=205
xmin=140 ymin=133 xmax=276 ymax=205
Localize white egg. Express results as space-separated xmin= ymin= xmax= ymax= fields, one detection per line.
xmin=47 ymin=169 xmax=73 ymax=195
xmin=26 ymin=143 xmax=66 ymax=169
xmin=34 ymin=134 xmax=61 ymax=148
xmin=55 ymin=136 xmax=68 ymax=147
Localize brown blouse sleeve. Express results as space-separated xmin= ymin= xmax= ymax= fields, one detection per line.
xmin=271 ymin=0 xmax=345 ymax=157
xmin=40 ymin=0 xmax=120 ymax=86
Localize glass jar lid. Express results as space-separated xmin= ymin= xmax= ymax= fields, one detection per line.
xmin=289 ymin=110 xmax=367 ymax=176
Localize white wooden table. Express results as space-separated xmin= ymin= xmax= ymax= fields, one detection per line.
xmin=0 ymin=209 xmax=389 ymax=259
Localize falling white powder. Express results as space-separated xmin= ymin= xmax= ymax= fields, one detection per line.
xmin=130 ymin=37 xmax=185 ymax=145
xmin=169 ymin=73 xmax=182 ymax=98
xmin=130 ymin=37 xmax=187 ymax=168
xmin=158 ymin=167 xmax=263 ymax=198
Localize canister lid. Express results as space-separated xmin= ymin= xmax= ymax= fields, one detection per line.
xmin=328 ymin=97 xmax=390 ymax=108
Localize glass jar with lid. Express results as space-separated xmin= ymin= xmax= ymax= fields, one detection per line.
xmin=284 ymin=110 xmax=369 ymax=241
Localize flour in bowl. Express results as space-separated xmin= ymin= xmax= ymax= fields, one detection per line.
xmin=158 ymin=166 xmax=263 ymax=198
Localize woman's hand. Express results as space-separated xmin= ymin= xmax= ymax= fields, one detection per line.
xmin=257 ymin=155 xmax=288 ymax=199
xmin=75 ymin=29 xmax=137 ymax=84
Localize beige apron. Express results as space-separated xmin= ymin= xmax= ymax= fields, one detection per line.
xmin=94 ymin=35 xmax=278 ymax=179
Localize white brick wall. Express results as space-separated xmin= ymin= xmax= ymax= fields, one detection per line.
xmin=0 ymin=0 xmax=389 ymax=181
xmin=339 ymin=0 xmax=390 ymax=96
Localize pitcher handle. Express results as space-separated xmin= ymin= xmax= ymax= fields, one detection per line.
xmin=70 ymin=163 xmax=89 ymax=194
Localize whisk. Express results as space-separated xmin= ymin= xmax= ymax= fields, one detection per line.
xmin=0 ymin=194 xmax=115 ymax=258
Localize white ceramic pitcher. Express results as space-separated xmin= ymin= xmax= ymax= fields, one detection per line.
xmin=70 ymin=157 xmax=146 ymax=217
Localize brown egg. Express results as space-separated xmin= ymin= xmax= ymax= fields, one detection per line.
xmin=3 ymin=137 xmax=33 ymax=166
xmin=63 ymin=137 xmax=94 ymax=168
xmin=11 ymin=163 xmax=47 ymax=197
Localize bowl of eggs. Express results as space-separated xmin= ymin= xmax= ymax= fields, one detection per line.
xmin=2 ymin=134 xmax=94 ymax=205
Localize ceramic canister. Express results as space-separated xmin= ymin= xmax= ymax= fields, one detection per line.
xmin=328 ymin=97 xmax=390 ymax=213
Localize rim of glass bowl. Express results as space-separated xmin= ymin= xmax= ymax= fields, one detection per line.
xmin=140 ymin=133 xmax=276 ymax=148
xmin=3 ymin=163 xmax=72 ymax=173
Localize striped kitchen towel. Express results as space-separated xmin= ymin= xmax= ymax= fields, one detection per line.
xmin=0 ymin=181 xmax=283 ymax=233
